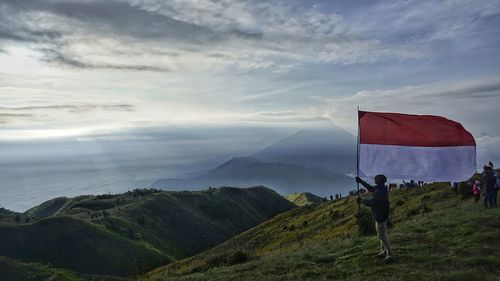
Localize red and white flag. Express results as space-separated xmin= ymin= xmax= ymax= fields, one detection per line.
xmin=358 ymin=111 xmax=476 ymax=182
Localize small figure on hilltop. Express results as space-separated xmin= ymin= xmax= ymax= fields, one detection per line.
xmin=472 ymin=180 xmax=481 ymax=203
xmin=495 ymin=171 xmax=500 ymax=207
xmin=451 ymin=182 xmax=459 ymax=193
xmin=483 ymin=166 xmax=497 ymax=208
xmin=355 ymin=175 xmax=395 ymax=264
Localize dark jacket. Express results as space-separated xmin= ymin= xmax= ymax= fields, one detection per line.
xmin=359 ymin=180 xmax=390 ymax=223
xmin=483 ymin=174 xmax=497 ymax=192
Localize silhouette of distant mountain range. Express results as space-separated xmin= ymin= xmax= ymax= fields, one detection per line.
xmin=151 ymin=125 xmax=356 ymax=196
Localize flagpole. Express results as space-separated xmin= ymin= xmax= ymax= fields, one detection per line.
xmin=356 ymin=106 xmax=361 ymax=209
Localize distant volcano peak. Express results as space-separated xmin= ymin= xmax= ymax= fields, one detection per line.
xmin=253 ymin=125 xmax=356 ymax=173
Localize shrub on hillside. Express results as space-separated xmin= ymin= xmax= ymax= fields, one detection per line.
xmin=71 ymin=200 xmax=115 ymax=211
xmin=406 ymin=203 xmax=432 ymax=217
xmin=395 ymin=199 xmax=405 ymax=207
xmin=421 ymin=195 xmax=431 ymax=202
xmin=330 ymin=210 xmax=343 ymax=219
xmin=227 ymin=250 xmax=248 ymax=265
xmin=406 ymin=207 xmax=419 ymax=217
xmin=136 ymin=215 xmax=146 ymax=225
xmin=205 ymin=254 xmax=226 ymax=268
xmin=458 ymin=182 xmax=473 ymax=199
xmin=421 ymin=204 xmax=432 ymax=213
xmin=203 ymin=250 xmax=249 ymax=269
xmin=96 ymin=194 xmax=114 ymax=200
xmin=355 ymin=208 xmax=376 ymax=236
xmin=126 ymin=188 xmax=161 ymax=197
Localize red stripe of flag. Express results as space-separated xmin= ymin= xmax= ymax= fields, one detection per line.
xmin=359 ymin=111 xmax=476 ymax=147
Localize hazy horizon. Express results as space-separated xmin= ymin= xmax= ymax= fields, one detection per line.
xmin=0 ymin=124 xmax=300 ymax=211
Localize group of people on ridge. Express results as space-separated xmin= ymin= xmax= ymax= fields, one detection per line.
xmin=472 ymin=161 xmax=498 ymax=208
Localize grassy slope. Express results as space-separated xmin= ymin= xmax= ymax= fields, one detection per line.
xmin=145 ymin=183 xmax=500 ymax=281
xmin=110 ymin=186 xmax=297 ymax=258
xmin=25 ymin=196 xmax=71 ymax=218
xmin=0 ymin=216 xmax=168 ymax=277
xmin=0 ymin=256 xmax=82 ymax=281
xmin=285 ymin=192 xmax=324 ymax=206
xmin=0 ymin=186 xmax=295 ymax=279
xmin=0 ymin=256 xmax=128 ymax=281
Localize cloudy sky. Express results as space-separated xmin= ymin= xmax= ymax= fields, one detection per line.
xmin=1 ymin=0 xmax=500 ymax=156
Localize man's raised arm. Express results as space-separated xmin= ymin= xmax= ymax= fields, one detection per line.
xmin=355 ymin=177 xmax=375 ymax=192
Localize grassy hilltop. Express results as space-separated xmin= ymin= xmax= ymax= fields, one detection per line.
xmin=0 ymin=186 xmax=295 ymax=280
xmin=145 ymin=183 xmax=500 ymax=281
xmin=285 ymin=192 xmax=325 ymax=206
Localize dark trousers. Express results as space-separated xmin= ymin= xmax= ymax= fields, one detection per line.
xmin=484 ymin=189 xmax=495 ymax=208
xmin=493 ymin=189 xmax=498 ymax=207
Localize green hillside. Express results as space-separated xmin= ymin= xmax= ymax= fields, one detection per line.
xmin=144 ymin=182 xmax=500 ymax=281
xmin=25 ymin=196 xmax=71 ymax=218
xmin=0 ymin=255 xmax=126 ymax=281
xmin=0 ymin=256 xmax=80 ymax=281
xmin=0 ymin=186 xmax=295 ymax=278
xmin=0 ymin=216 xmax=167 ymax=276
xmin=285 ymin=192 xmax=324 ymax=206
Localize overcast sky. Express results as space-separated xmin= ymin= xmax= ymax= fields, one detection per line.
xmin=1 ymin=0 xmax=499 ymax=161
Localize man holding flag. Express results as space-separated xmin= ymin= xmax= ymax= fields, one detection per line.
xmin=355 ymin=110 xmax=476 ymax=264
xmin=356 ymin=174 xmax=394 ymax=263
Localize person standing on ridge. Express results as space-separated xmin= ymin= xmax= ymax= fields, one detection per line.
xmin=473 ymin=180 xmax=481 ymax=203
xmin=495 ymin=171 xmax=500 ymax=207
xmin=483 ymin=166 xmax=497 ymax=208
xmin=355 ymin=175 xmax=395 ymax=263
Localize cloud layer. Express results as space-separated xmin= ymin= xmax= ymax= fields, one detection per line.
xmin=2 ymin=0 xmax=498 ymax=71
xmin=0 ymin=0 xmax=499 ymax=161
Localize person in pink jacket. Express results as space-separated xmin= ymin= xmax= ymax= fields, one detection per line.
xmin=472 ymin=180 xmax=481 ymax=203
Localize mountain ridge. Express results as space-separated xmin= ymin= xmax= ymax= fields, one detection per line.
xmin=151 ymin=159 xmax=353 ymax=196
xmin=0 ymin=186 xmax=295 ymax=278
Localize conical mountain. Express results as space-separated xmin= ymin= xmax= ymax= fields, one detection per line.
xmin=253 ymin=125 xmax=356 ymax=173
